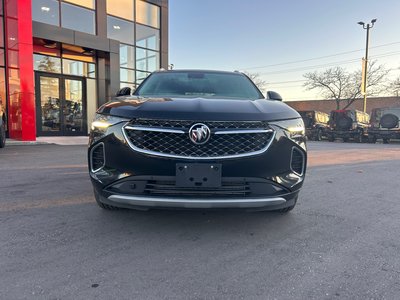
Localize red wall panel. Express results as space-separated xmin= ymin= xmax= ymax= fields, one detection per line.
xmin=5 ymin=0 xmax=35 ymax=141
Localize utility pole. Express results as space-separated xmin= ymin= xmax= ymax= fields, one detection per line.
xmin=358 ymin=19 xmax=377 ymax=113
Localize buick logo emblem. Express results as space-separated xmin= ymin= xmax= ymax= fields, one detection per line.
xmin=189 ymin=123 xmax=211 ymax=145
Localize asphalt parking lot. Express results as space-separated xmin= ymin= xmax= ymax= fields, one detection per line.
xmin=1 ymin=141 xmax=400 ymax=299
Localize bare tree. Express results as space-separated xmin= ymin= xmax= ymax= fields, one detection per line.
xmin=389 ymin=76 xmax=400 ymax=97
xmin=243 ymin=72 xmax=267 ymax=92
xmin=303 ymin=60 xmax=389 ymax=109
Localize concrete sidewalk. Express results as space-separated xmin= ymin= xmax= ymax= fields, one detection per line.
xmin=6 ymin=136 xmax=89 ymax=146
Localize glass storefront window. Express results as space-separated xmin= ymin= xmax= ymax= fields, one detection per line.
xmin=0 ymin=68 xmax=6 ymax=108
xmin=106 ymin=0 xmax=134 ymax=21
xmin=120 ymin=68 xmax=135 ymax=83
xmin=136 ymin=48 xmax=159 ymax=72
xmin=88 ymin=63 xmax=96 ymax=78
xmin=0 ymin=50 xmax=4 ymax=66
xmin=33 ymin=42 xmax=61 ymax=57
xmin=0 ymin=17 xmax=3 ymax=47
xmin=107 ymin=16 xmax=135 ymax=45
xmin=8 ymin=50 xmax=19 ymax=69
xmin=136 ymin=24 xmax=159 ymax=51
xmin=62 ymin=59 xmax=95 ymax=77
xmin=62 ymin=59 xmax=84 ymax=76
xmin=120 ymin=44 xmax=135 ymax=69
xmin=32 ymin=0 xmax=60 ymax=26
xmin=136 ymin=0 xmax=160 ymax=28
xmin=34 ymin=54 xmax=62 ymax=73
xmin=136 ymin=70 xmax=150 ymax=85
xmin=61 ymin=2 xmax=95 ymax=35
xmin=62 ymin=51 xmax=94 ymax=63
xmin=63 ymin=0 xmax=95 ymax=9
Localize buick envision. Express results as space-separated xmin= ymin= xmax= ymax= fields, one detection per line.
xmin=88 ymin=70 xmax=307 ymax=212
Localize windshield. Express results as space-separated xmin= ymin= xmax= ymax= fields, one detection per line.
xmin=134 ymin=71 xmax=264 ymax=100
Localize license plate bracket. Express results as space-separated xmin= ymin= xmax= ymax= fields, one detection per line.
xmin=176 ymin=163 xmax=222 ymax=188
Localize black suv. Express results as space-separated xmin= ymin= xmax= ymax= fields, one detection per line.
xmin=88 ymin=70 xmax=307 ymax=212
xmin=327 ymin=109 xmax=370 ymax=142
xmin=368 ymin=107 xmax=400 ymax=143
xmin=0 ymin=99 xmax=6 ymax=148
xmin=298 ymin=110 xmax=329 ymax=141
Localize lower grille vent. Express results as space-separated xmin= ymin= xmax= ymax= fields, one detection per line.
xmin=291 ymin=148 xmax=305 ymax=175
xmin=91 ymin=143 xmax=105 ymax=172
xmin=145 ymin=180 xmax=250 ymax=197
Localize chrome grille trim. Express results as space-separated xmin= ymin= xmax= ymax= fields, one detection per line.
xmin=215 ymin=129 xmax=273 ymax=135
xmin=122 ymin=121 xmax=276 ymax=160
xmin=125 ymin=125 xmax=185 ymax=134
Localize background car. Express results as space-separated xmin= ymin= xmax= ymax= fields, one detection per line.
xmin=368 ymin=107 xmax=400 ymax=143
xmin=327 ymin=109 xmax=369 ymax=143
xmin=298 ymin=110 xmax=329 ymax=141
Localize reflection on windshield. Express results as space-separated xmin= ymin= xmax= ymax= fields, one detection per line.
xmin=134 ymin=71 xmax=264 ymax=100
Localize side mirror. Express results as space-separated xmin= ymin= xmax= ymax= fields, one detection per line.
xmin=266 ymin=91 xmax=283 ymax=101
xmin=116 ymin=87 xmax=131 ymax=97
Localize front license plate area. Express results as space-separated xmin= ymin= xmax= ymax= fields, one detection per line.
xmin=176 ymin=163 xmax=222 ymax=188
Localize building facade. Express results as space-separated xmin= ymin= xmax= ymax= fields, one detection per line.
xmin=1 ymin=0 xmax=168 ymax=141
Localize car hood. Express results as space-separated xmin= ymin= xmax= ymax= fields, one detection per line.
xmin=98 ymin=96 xmax=300 ymax=121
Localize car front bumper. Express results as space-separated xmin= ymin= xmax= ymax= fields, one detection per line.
xmin=89 ymin=122 xmax=306 ymax=210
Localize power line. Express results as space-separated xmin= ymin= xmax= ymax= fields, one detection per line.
xmin=258 ymin=58 xmax=360 ymax=75
xmin=240 ymin=41 xmax=400 ymax=70
xmin=257 ymin=51 xmax=400 ymax=76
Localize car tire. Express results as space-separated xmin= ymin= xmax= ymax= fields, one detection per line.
xmin=383 ymin=138 xmax=390 ymax=144
xmin=328 ymin=135 xmax=335 ymax=142
xmin=368 ymin=136 xmax=377 ymax=143
xmin=94 ymin=189 xmax=120 ymax=210
xmin=355 ymin=130 xmax=364 ymax=143
xmin=343 ymin=137 xmax=349 ymax=143
xmin=380 ymin=114 xmax=399 ymax=129
xmin=0 ymin=123 xmax=5 ymax=148
xmin=316 ymin=128 xmax=322 ymax=141
xmin=277 ymin=197 xmax=297 ymax=213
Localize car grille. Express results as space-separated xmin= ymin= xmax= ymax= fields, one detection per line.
xmin=145 ymin=179 xmax=250 ymax=197
xmin=123 ymin=119 xmax=275 ymax=159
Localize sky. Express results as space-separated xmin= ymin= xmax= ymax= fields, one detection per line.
xmin=168 ymin=0 xmax=400 ymax=101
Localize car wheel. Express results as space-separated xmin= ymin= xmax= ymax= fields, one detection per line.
xmin=380 ymin=114 xmax=399 ymax=129
xmin=355 ymin=130 xmax=363 ymax=143
xmin=343 ymin=137 xmax=349 ymax=143
xmin=368 ymin=136 xmax=377 ymax=143
xmin=0 ymin=123 xmax=5 ymax=148
xmin=383 ymin=138 xmax=390 ymax=144
xmin=316 ymin=129 xmax=322 ymax=141
xmin=277 ymin=197 xmax=297 ymax=213
xmin=94 ymin=189 xmax=120 ymax=210
xmin=328 ymin=135 xmax=335 ymax=142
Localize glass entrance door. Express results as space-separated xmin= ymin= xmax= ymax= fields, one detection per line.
xmin=36 ymin=72 xmax=87 ymax=136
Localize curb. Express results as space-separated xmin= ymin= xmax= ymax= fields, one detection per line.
xmin=6 ymin=137 xmax=89 ymax=146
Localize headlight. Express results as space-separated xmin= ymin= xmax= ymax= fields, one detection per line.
xmin=269 ymin=118 xmax=305 ymax=137
xmin=269 ymin=118 xmax=306 ymax=149
xmin=90 ymin=114 xmax=130 ymax=140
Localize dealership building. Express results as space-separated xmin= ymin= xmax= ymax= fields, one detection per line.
xmin=1 ymin=0 xmax=168 ymax=141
